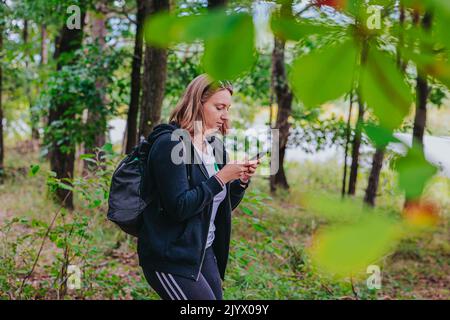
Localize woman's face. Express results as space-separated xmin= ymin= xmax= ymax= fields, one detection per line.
xmin=202 ymin=89 xmax=231 ymax=134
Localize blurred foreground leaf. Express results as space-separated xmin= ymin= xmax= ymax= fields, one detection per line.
xmin=395 ymin=143 xmax=438 ymax=200
xmin=270 ymin=16 xmax=343 ymax=41
xmin=290 ymin=40 xmax=357 ymax=108
xmin=308 ymin=214 xmax=400 ymax=278
xmin=144 ymin=9 xmax=255 ymax=80
xmin=300 ymin=192 xmax=365 ymax=223
xmin=363 ymin=123 xmax=400 ymax=148
xmin=360 ymin=48 xmax=413 ymax=130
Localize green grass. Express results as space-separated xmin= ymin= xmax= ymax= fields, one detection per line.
xmin=0 ymin=146 xmax=448 ymax=300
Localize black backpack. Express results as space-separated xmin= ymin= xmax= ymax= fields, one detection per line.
xmin=107 ymin=132 xmax=193 ymax=237
xmin=106 ymin=139 xmax=153 ymax=237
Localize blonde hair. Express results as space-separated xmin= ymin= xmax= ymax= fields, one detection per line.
xmin=169 ymin=74 xmax=233 ymax=136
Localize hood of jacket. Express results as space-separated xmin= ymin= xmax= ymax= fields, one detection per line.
xmin=147 ymin=121 xmax=218 ymax=146
xmin=146 ymin=121 xmax=181 ymax=146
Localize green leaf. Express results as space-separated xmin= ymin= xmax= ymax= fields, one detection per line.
xmin=144 ymin=12 xmax=221 ymax=47
xmin=80 ymin=154 xmax=95 ymax=160
xmin=401 ymin=24 xmax=450 ymax=89
xmin=370 ymin=0 xmax=395 ymax=5
xmin=270 ymin=16 xmax=343 ymax=41
xmin=309 ymin=215 xmax=400 ymax=278
xmin=144 ymin=14 xmax=190 ymax=47
xmin=395 ymin=143 xmax=438 ymax=200
xmin=252 ymin=223 xmax=267 ymax=233
xmin=342 ymin=0 xmax=366 ymax=18
xmin=89 ymin=199 xmax=102 ymax=208
xmin=56 ymin=238 xmax=66 ymax=249
xmin=29 ymin=165 xmax=40 ymax=177
xmin=360 ymin=48 xmax=413 ymax=130
xmin=101 ymin=143 xmax=113 ymax=154
xmin=202 ymin=13 xmax=256 ymax=80
xmin=145 ymin=10 xmax=256 ymax=80
xmin=82 ymin=158 xmax=97 ymax=164
xmin=57 ymin=182 xmax=74 ymax=192
xmin=435 ymin=8 xmax=450 ymax=50
xmin=290 ymin=40 xmax=357 ymax=108
xmin=363 ymin=123 xmax=400 ymax=148
xmin=429 ymin=86 xmax=446 ymax=107
xmin=48 ymin=171 xmax=57 ymax=178
xmin=300 ymin=192 xmax=365 ymax=223
xmin=241 ymin=206 xmax=253 ymax=216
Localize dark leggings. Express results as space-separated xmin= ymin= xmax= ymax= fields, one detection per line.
xmin=142 ymin=246 xmax=223 ymax=300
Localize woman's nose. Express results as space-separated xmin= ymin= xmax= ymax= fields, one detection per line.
xmin=221 ymin=110 xmax=229 ymax=120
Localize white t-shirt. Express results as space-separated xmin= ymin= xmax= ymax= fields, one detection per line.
xmin=192 ymin=138 xmax=227 ymax=249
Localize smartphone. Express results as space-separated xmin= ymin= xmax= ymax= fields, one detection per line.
xmin=249 ymin=150 xmax=268 ymax=161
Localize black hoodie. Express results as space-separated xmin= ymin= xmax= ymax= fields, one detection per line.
xmin=137 ymin=122 xmax=250 ymax=282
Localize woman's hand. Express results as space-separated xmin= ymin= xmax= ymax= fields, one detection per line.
xmin=215 ymin=159 xmax=259 ymax=184
xmin=240 ymin=158 xmax=260 ymax=183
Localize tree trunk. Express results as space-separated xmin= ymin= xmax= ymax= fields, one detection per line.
xmin=364 ymin=1 xmax=406 ymax=207
xmin=84 ymin=2 xmax=108 ymax=172
xmin=0 ymin=25 xmax=4 ymax=181
xmin=23 ymin=19 xmax=28 ymax=48
xmin=270 ymin=1 xmax=293 ymax=193
xmin=49 ymin=11 xmax=86 ymax=209
xmin=38 ymin=24 xmax=48 ymax=144
xmin=40 ymin=24 xmax=48 ymax=65
xmin=208 ymin=0 xmax=227 ymax=9
xmin=139 ymin=0 xmax=170 ymax=140
xmin=125 ymin=0 xmax=146 ymax=154
xmin=364 ymin=148 xmax=384 ymax=206
xmin=341 ymin=91 xmax=354 ymax=197
xmin=347 ymin=40 xmax=369 ymax=196
xmin=413 ymin=11 xmax=432 ymax=150
xmin=347 ymin=95 xmax=364 ymax=195
xmin=396 ymin=1 xmax=406 ymax=72
xmin=413 ymin=74 xmax=427 ymax=150
xmin=23 ymin=20 xmax=40 ymax=142
xmin=413 ymin=77 xmax=428 ymax=150
xmin=402 ymin=10 xmax=433 ymax=207
xmin=268 ymin=96 xmax=274 ymax=128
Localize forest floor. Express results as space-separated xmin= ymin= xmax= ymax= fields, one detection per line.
xmin=0 ymin=145 xmax=448 ymax=300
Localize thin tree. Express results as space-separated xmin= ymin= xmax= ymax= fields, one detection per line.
xmin=125 ymin=0 xmax=146 ymax=154
xmin=0 ymin=21 xmax=4 ymax=181
xmin=341 ymin=90 xmax=354 ymax=197
xmin=270 ymin=0 xmax=293 ymax=192
xmin=40 ymin=24 xmax=48 ymax=65
xmin=138 ymin=0 xmax=170 ymax=139
xmin=412 ymin=10 xmax=432 ymax=151
xmin=49 ymin=7 xmax=87 ymax=209
xmin=37 ymin=23 xmax=48 ymax=146
xmin=347 ymin=94 xmax=365 ymax=195
xmin=347 ymin=39 xmax=369 ymax=196
xmin=84 ymin=1 xmax=108 ymax=171
xmin=22 ymin=19 xmax=40 ymax=143
xmin=364 ymin=1 xmax=406 ymax=206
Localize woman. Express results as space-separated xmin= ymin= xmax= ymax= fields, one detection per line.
xmin=137 ymin=74 xmax=260 ymax=300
